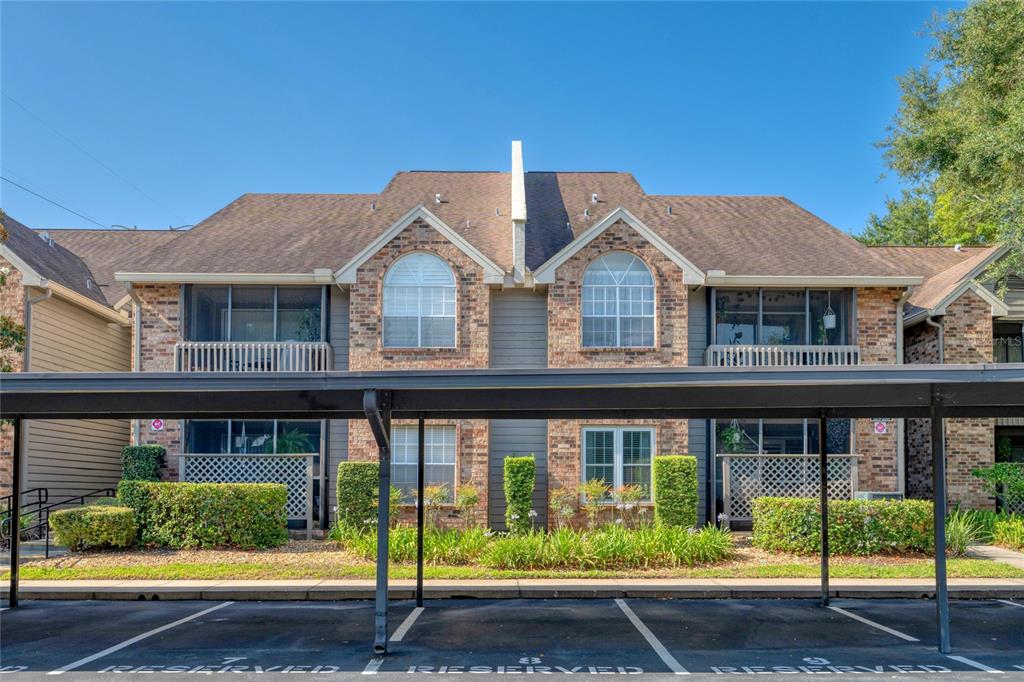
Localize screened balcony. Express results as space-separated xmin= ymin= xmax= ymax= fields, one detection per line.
xmin=708 ymin=288 xmax=859 ymax=366
xmin=176 ymin=284 xmax=331 ymax=372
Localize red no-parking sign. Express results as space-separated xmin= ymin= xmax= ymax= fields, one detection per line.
xmin=150 ymin=418 xmax=165 ymax=431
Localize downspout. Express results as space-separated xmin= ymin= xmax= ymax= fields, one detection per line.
xmin=925 ymin=314 xmax=945 ymax=364
xmin=127 ymin=287 xmax=143 ymax=444
xmin=894 ymin=288 xmax=912 ymax=496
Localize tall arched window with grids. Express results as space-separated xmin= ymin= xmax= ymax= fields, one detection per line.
xmin=581 ymin=252 xmax=655 ymax=347
xmin=383 ymin=253 xmax=456 ymax=348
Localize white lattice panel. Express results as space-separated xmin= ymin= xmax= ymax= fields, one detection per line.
xmin=1006 ymin=496 xmax=1024 ymax=515
xmin=183 ymin=455 xmax=309 ymax=520
xmin=724 ymin=456 xmax=857 ymax=521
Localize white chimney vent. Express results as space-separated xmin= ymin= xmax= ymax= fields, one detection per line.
xmin=954 ymin=244 xmax=963 ymax=252
xmin=435 ymin=193 xmax=442 ymax=204
xmin=667 ymin=205 xmax=673 ymax=216
xmin=510 ymin=141 xmax=527 ymax=284
xmin=591 ymin=193 xmax=598 ymax=204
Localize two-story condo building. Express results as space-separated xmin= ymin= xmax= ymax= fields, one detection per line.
xmin=2 ymin=142 xmax=1021 ymax=530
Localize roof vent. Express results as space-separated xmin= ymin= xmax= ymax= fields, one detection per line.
xmin=370 ymin=202 xmax=376 ymax=212
xmin=435 ymin=193 xmax=442 ymax=204
xmin=954 ymin=243 xmax=963 ymax=252
xmin=86 ymin=278 xmax=94 ymax=290
xmin=38 ymin=231 xmax=54 ymax=246
xmin=591 ymin=193 xmax=598 ymax=204
xmin=667 ymin=205 xmax=673 ymax=216
xmin=584 ymin=208 xmax=590 ymax=218
xmin=466 ymin=220 xmax=472 ymax=228
xmin=495 ymin=207 xmax=501 ymax=216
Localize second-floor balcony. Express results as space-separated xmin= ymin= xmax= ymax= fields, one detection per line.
xmin=705 ymin=344 xmax=861 ymax=367
xmin=175 ymin=341 xmax=333 ymax=372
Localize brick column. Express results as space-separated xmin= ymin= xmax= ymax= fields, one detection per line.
xmin=854 ymin=287 xmax=902 ymax=492
xmin=133 ymin=283 xmax=182 ymax=480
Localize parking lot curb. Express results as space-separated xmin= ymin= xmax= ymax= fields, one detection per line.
xmin=4 ymin=578 xmax=1024 ymax=601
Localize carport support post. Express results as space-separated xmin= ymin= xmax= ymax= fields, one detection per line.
xmin=818 ymin=414 xmax=829 ymax=607
xmin=931 ymin=403 xmax=951 ymax=654
xmin=8 ymin=417 xmax=22 ymax=608
xmin=416 ymin=414 xmax=425 ymax=608
xmin=364 ymin=390 xmax=392 ymax=655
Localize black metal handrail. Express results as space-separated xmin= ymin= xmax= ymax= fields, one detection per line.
xmin=7 ymin=488 xmax=116 ymax=558
xmin=1 ymin=487 xmax=48 ymax=539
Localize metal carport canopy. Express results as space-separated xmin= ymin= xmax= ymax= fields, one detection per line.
xmin=3 ymin=364 xmax=1024 ymax=420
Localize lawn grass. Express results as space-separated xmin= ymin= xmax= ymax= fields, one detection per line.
xmin=4 ymin=558 xmax=1021 ymax=581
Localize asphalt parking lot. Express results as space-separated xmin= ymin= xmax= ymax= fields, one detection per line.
xmin=1 ymin=598 xmax=1022 ymax=679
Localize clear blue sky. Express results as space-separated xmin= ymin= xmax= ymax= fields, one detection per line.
xmin=1 ymin=1 xmax=959 ymax=235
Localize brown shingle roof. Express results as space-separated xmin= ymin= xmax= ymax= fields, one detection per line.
xmin=870 ymin=245 xmax=1001 ymax=316
xmin=44 ymin=228 xmax=184 ymax=303
xmin=110 ymin=169 xmax=917 ymax=281
xmin=1 ymin=212 xmax=108 ymax=306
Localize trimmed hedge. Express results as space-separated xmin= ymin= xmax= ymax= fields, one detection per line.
xmin=117 ymin=480 xmax=288 ymax=549
xmin=336 ymin=461 xmax=380 ymax=529
xmin=504 ymin=456 xmax=536 ymax=534
xmin=653 ymin=455 xmax=698 ymax=528
xmin=121 ymin=445 xmax=166 ymax=481
xmin=49 ymin=505 xmax=136 ymax=551
xmin=751 ymin=497 xmax=933 ymax=555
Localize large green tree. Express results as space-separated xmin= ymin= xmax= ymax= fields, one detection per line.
xmin=864 ymin=0 xmax=1024 ymax=284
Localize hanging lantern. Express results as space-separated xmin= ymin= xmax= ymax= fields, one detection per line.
xmin=823 ymin=291 xmax=837 ymax=330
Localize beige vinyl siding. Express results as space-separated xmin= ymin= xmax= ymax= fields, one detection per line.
xmin=25 ymin=295 xmax=131 ymax=500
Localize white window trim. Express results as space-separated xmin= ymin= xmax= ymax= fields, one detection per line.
xmin=581 ymin=252 xmax=656 ymax=349
xmin=581 ymin=426 xmax=656 ymax=498
xmin=382 ymin=252 xmax=457 ymax=349
xmin=390 ymin=423 xmax=458 ymax=500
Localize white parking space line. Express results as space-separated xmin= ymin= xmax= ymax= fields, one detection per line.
xmin=947 ymin=655 xmax=1004 ymax=673
xmin=362 ymin=657 xmax=385 ymax=675
xmin=827 ymin=606 xmax=920 ymax=642
xmin=390 ymin=606 xmax=425 ymax=642
xmin=46 ymin=601 xmax=234 ymax=676
xmin=614 ymin=598 xmax=688 ymax=675
xmin=997 ymin=599 xmax=1024 ymax=609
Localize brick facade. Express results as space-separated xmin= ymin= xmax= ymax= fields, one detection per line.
xmin=904 ymin=289 xmax=995 ymax=509
xmin=546 ymin=220 xmax=689 ymax=521
xmin=0 ymin=258 xmax=26 ymax=496
xmin=132 ymin=283 xmax=182 ymax=479
xmin=347 ymin=219 xmax=492 ymax=522
xmin=854 ymin=287 xmax=902 ymax=492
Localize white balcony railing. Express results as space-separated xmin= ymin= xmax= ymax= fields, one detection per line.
xmin=705 ymin=344 xmax=860 ymax=367
xmin=175 ymin=341 xmax=333 ymax=372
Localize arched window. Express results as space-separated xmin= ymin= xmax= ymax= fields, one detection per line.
xmin=383 ymin=253 xmax=456 ymax=348
xmin=582 ymin=252 xmax=654 ymax=348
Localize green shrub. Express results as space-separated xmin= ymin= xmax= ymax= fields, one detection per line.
xmin=91 ymin=496 xmax=121 ymax=507
xmin=336 ymin=461 xmax=380 ymax=530
xmin=972 ymin=462 xmax=1024 ymax=508
xmin=117 ymin=480 xmax=287 ymax=549
xmin=120 ymin=445 xmax=166 ymax=481
xmin=49 ymin=505 xmax=136 ymax=551
xmin=504 ymin=456 xmax=536 ymax=534
xmin=751 ymin=497 xmax=934 ymax=555
xmin=653 ymin=455 xmax=698 ymax=528
xmin=950 ymin=507 xmax=1000 ymax=543
xmin=994 ymin=516 xmax=1024 ymax=550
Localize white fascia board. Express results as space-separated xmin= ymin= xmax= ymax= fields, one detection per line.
xmin=115 ymin=270 xmax=336 ymax=285
xmin=532 ymin=207 xmax=705 ymax=285
xmin=46 ymin=281 xmax=130 ymax=325
xmin=705 ymin=274 xmax=924 ymax=287
xmin=333 ymin=204 xmax=506 ymax=285
xmin=932 ymin=280 xmax=1010 ymax=318
xmin=0 ymin=244 xmax=43 ymax=284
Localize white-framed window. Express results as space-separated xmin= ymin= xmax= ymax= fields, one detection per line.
xmin=582 ymin=426 xmax=655 ymax=498
xmin=582 ymin=252 xmax=655 ymax=348
xmin=391 ymin=424 xmax=457 ymax=500
xmin=383 ymin=252 xmax=456 ymax=348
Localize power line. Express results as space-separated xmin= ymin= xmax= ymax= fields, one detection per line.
xmin=2 ymin=91 xmax=187 ymax=223
xmin=1 ymin=175 xmax=109 ymax=229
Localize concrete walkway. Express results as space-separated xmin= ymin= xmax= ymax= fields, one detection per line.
xmin=967 ymin=543 xmax=1024 ymax=569
xmin=3 ymin=577 xmax=1024 ymax=601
